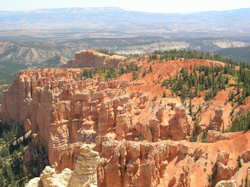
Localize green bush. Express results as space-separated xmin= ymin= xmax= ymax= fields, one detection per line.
xmin=132 ymin=71 xmax=139 ymax=80
xmin=81 ymin=63 xmax=140 ymax=80
xmin=162 ymin=65 xmax=230 ymax=101
xmin=201 ymin=131 xmax=208 ymax=142
xmin=190 ymin=133 xmax=197 ymax=142
xmin=82 ymin=69 xmax=95 ymax=79
xmin=229 ymin=112 xmax=250 ymax=132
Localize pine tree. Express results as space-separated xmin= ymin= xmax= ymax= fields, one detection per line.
xmin=149 ymin=65 xmax=153 ymax=73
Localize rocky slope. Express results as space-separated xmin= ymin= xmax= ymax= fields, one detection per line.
xmin=0 ymin=41 xmax=72 ymax=66
xmin=0 ymin=50 xmax=249 ymax=187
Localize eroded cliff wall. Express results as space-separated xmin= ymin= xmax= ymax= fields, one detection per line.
xmin=1 ymin=50 xmax=249 ymax=187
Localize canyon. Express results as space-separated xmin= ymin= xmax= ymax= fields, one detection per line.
xmin=0 ymin=50 xmax=249 ymax=186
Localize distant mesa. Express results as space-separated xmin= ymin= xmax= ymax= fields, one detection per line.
xmin=64 ymin=49 xmax=127 ymax=69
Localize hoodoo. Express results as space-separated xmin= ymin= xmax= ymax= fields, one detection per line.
xmin=1 ymin=50 xmax=249 ymax=187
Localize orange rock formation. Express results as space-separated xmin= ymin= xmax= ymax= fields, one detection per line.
xmin=65 ymin=49 xmax=127 ymax=68
xmin=1 ymin=50 xmax=249 ymax=187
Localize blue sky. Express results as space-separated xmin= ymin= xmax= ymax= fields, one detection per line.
xmin=1 ymin=0 xmax=250 ymax=13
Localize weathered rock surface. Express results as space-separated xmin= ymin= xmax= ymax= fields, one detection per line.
xmin=1 ymin=67 xmax=194 ymax=171
xmin=97 ymin=137 xmax=192 ymax=187
xmin=216 ymin=150 xmax=230 ymax=165
xmin=25 ymin=177 xmax=41 ymax=187
xmin=212 ymin=150 xmax=238 ymax=185
xmin=40 ymin=166 xmax=72 ymax=187
xmin=206 ymin=130 xmax=229 ymax=143
xmin=68 ymin=145 xmax=99 ymax=187
xmin=25 ymin=167 xmax=73 ymax=187
xmin=215 ymin=162 xmax=236 ymax=182
xmin=26 ymin=145 xmax=99 ymax=187
xmin=241 ymin=149 xmax=250 ymax=162
xmin=2 ymin=51 xmax=250 ymax=187
xmin=215 ymin=180 xmax=236 ymax=187
xmin=209 ymin=108 xmax=224 ymax=130
xmin=65 ymin=49 xmax=127 ymax=69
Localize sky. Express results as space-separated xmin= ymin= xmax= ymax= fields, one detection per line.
xmin=0 ymin=0 xmax=250 ymax=13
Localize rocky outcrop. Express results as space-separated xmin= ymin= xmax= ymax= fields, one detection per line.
xmin=0 ymin=68 xmax=82 ymax=123
xmin=40 ymin=167 xmax=73 ymax=187
xmin=1 ymin=68 xmax=193 ymax=171
xmin=2 ymin=53 xmax=250 ymax=187
xmin=65 ymin=50 xmax=127 ymax=69
xmin=241 ymin=149 xmax=250 ymax=162
xmin=68 ymin=145 xmax=99 ymax=187
xmin=213 ymin=151 xmax=237 ymax=185
xmin=96 ymin=137 xmax=194 ymax=187
xmin=215 ymin=180 xmax=236 ymax=187
xmin=166 ymin=107 xmax=192 ymax=140
xmin=25 ymin=166 xmax=73 ymax=187
xmin=25 ymin=177 xmax=41 ymax=187
xmin=209 ymin=108 xmax=223 ymax=130
xmin=206 ymin=130 xmax=229 ymax=143
xmin=216 ymin=151 xmax=230 ymax=165
xmin=26 ymin=145 xmax=99 ymax=187
xmin=215 ymin=162 xmax=235 ymax=182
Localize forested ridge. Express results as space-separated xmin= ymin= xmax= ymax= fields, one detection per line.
xmin=0 ymin=122 xmax=48 ymax=186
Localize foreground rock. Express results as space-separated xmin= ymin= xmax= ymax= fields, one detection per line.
xmin=215 ymin=180 xmax=236 ymax=187
xmin=25 ymin=167 xmax=72 ymax=187
xmin=25 ymin=178 xmax=41 ymax=187
xmin=26 ymin=145 xmax=99 ymax=187
xmin=40 ymin=167 xmax=73 ymax=187
xmin=97 ymin=138 xmax=191 ymax=187
xmin=68 ymin=145 xmax=99 ymax=187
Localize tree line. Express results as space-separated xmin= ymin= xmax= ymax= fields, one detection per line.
xmin=0 ymin=122 xmax=48 ymax=186
xmin=149 ymin=49 xmax=244 ymax=65
xmin=82 ymin=63 xmax=139 ymax=80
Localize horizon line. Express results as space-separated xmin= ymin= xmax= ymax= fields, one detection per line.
xmin=0 ymin=6 xmax=249 ymax=14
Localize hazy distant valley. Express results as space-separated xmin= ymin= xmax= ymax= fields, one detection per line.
xmin=1 ymin=7 xmax=250 ymax=84
xmin=1 ymin=34 xmax=250 ymax=84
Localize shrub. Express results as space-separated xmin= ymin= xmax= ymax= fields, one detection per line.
xmin=190 ymin=133 xmax=197 ymax=142
xmin=132 ymin=71 xmax=139 ymax=80
xmin=201 ymin=131 xmax=208 ymax=142
xmin=162 ymin=92 xmax=166 ymax=98
xmin=229 ymin=112 xmax=250 ymax=132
